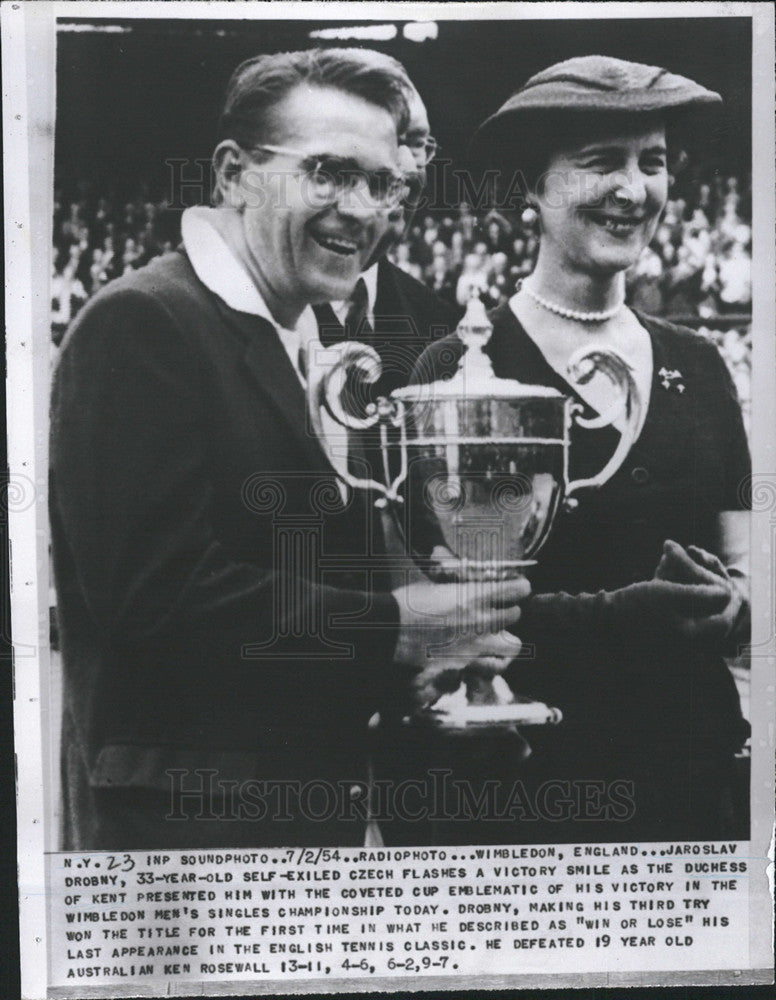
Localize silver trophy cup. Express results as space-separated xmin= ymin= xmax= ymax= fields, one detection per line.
xmin=308 ymin=296 xmax=643 ymax=734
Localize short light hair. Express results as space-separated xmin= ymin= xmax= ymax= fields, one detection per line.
xmin=334 ymin=48 xmax=417 ymax=120
xmin=218 ymin=47 xmax=410 ymax=149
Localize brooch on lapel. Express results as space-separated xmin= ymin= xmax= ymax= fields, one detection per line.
xmin=659 ymin=366 xmax=685 ymax=393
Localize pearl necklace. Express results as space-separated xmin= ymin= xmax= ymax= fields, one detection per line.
xmin=521 ymin=280 xmax=624 ymax=323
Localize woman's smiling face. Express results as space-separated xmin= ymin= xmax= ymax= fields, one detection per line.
xmin=534 ymin=120 xmax=669 ymax=278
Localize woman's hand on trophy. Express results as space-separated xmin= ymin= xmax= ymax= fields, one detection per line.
xmin=654 ymin=539 xmax=748 ymax=647
xmin=607 ymin=576 xmax=732 ymax=642
xmin=520 ymin=575 xmax=730 ymax=645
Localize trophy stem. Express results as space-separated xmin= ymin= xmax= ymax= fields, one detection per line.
xmin=423 ymin=558 xmax=538 ymax=582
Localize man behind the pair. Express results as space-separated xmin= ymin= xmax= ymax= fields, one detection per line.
xmin=51 ymin=47 xmax=527 ymax=850
xmin=313 ymin=51 xmax=461 ymax=395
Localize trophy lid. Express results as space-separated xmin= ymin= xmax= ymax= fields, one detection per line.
xmin=393 ymin=293 xmax=564 ymax=402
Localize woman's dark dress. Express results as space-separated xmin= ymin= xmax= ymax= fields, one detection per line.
xmin=384 ymin=302 xmax=750 ymax=845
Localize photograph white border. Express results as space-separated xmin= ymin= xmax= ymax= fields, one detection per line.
xmin=4 ymin=3 xmax=774 ymax=997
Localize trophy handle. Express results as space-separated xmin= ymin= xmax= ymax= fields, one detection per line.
xmin=564 ymin=345 xmax=643 ymax=505
xmin=306 ymin=340 xmax=408 ymax=506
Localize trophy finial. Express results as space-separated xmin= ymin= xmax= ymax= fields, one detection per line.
xmin=458 ymin=291 xmax=493 ymax=347
xmin=457 ymin=292 xmax=496 ymax=383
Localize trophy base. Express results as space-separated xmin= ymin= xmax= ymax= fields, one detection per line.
xmin=419 ymin=699 xmax=563 ymax=734
xmin=405 ymin=680 xmax=562 ymax=739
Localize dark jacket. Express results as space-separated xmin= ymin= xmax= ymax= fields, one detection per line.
xmin=312 ymin=259 xmax=460 ymax=556
xmin=51 ymin=250 xmax=401 ymax=849
xmin=313 ymin=259 xmax=461 ymax=392
xmin=373 ymin=259 xmax=461 ymax=389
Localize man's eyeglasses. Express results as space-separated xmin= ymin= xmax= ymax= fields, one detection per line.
xmin=246 ymin=144 xmax=409 ymax=209
xmin=402 ymin=135 xmax=439 ymax=165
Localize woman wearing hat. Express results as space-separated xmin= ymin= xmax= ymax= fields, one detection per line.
xmin=413 ymin=56 xmax=751 ymax=843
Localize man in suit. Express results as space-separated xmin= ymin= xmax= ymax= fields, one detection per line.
xmin=51 ymin=48 xmax=527 ymax=850
xmin=314 ymin=54 xmax=461 ymax=395
xmin=308 ymin=54 xmax=489 ymax=846
xmin=311 ymin=54 xmax=460 ymax=570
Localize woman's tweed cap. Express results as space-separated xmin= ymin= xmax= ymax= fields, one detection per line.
xmin=472 ymin=55 xmax=721 ymax=158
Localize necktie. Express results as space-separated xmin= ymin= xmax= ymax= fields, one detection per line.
xmin=314 ymin=302 xmax=345 ymax=347
xmin=313 ymin=278 xmax=373 ymax=347
xmin=297 ymin=339 xmax=308 ymax=382
xmin=345 ymin=277 xmax=373 ymax=343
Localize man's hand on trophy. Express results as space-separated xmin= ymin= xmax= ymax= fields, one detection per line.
xmin=392 ymin=576 xmax=529 ymax=660
xmin=406 ymin=641 xmax=521 ymax=712
xmin=391 ymin=577 xmax=528 ymax=710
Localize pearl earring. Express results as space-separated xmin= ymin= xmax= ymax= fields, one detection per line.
xmin=521 ymin=206 xmax=538 ymax=226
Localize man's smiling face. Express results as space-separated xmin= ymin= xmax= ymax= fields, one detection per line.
xmin=236 ymin=83 xmax=400 ymax=311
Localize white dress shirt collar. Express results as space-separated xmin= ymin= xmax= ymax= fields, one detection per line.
xmin=181 ymin=206 xmax=351 ymax=497
xmin=181 ymin=206 xmax=319 ymax=378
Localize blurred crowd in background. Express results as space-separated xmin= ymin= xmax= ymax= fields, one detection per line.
xmin=51 ymin=171 xmax=752 ymax=432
